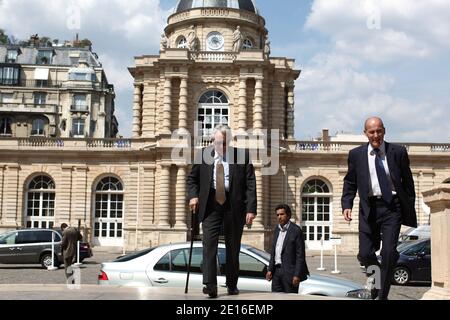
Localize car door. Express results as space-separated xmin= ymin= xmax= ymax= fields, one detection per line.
xmin=217 ymin=248 xmax=270 ymax=292
xmin=415 ymin=240 xmax=431 ymax=281
xmin=147 ymin=247 xmax=204 ymax=288
xmin=15 ymin=230 xmax=41 ymax=263
xmin=0 ymin=232 xmax=20 ymax=264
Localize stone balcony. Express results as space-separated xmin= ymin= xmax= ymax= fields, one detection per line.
xmin=0 ymin=102 xmax=58 ymax=114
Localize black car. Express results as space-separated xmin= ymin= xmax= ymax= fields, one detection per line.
xmin=0 ymin=228 xmax=92 ymax=268
xmin=379 ymin=239 xmax=431 ymax=285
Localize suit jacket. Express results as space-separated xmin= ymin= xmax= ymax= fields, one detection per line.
xmin=62 ymin=227 xmax=82 ymax=258
xmin=268 ymin=223 xmax=309 ymax=282
xmin=187 ymin=146 xmax=257 ymax=224
xmin=342 ymin=142 xmax=417 ymax=231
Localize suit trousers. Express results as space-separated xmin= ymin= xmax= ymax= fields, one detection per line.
xmin=359 ymin=196 xmax=402 ymax=300
xmin=202 ymin=190 xmax=243 ymax=288
xmin=271 ymin=265 xmax=299 ymax=293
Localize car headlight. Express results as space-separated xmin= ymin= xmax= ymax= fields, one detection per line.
xmin=346 ymin=289 xmax=372 ymax=300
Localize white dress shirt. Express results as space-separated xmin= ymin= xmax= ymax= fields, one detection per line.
xmin=213 ymin=151 xmax=230 ymax=192
xmin=367 ymin=142 xmax=396 ymax=197
xmin=275 ymin=222 xmax=291 ymax=265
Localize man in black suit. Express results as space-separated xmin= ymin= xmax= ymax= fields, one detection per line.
xmin=187 ymin=125 xmax=256 ymax=298
xmin=342 ymin=117 xmax=417 ymax=300
xmin=266 ymin=204 xmax=309 ymax=293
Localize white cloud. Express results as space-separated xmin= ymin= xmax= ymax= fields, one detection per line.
xmin=305 ymin=0 xmax=450 ymax=64
xmin=295 ymin=52 xmax=450 ymax=142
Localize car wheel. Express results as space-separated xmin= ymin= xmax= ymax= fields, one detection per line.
xmin=40 ymin=253 xmax=60 ymax=269
xmin=393 ymin=266 xmax=410 ymax=285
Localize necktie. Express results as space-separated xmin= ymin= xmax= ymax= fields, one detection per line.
xmin=373 ymin=148 xmax=393 ymax=204
xmin=215 ymin=159 xmax=226 ymax=205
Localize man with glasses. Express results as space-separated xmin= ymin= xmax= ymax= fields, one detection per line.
xmin=187 ymin=125 xmax=257 ymax=298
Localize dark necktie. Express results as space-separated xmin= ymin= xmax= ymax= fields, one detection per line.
xmin=373 ymin=148 xmax=393 ymax=204
xmin=215 ymin=160 xmax=226 ymax=205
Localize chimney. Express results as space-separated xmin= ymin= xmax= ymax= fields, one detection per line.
xmin=322 ymin=129 xmax=330 ymax=143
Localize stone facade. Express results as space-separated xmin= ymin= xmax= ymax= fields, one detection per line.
xmin=1 ymin=4 xmax=450 ymax=254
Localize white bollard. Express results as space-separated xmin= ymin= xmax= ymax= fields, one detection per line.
xmin=331 ymin=243 xmax=341 ymax=274
xmin=317 ymin=236 xmax=326 ymax=271
xmin=47 ymin=231 xmax=58 ymax=271
xmin=74 ymin=240 xmax=82 ymax=267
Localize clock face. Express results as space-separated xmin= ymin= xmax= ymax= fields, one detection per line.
xmin=207 ymin=32 xmax=224 ymax=51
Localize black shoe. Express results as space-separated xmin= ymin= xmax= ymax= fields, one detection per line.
xmin=371 ymin=288 xmax=379 ymax=300
xmin=227 ymin=287 xmax=240 ymax=295
xmin=203 ymin=285 xmax=218 ymax=298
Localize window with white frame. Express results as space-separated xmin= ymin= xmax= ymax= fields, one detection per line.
xmin=1 ymin=67 xmax=19 ymax=85
xmin=34 ymin=92 xmax=46 ymax=105
xmin=25 ymin=175 xmax=55 ymax=229
xmin=31 ymin=119 xmax=45 ymax=136
xmin=72 ymin=94 xmax=87 ymax=111
xmin=72 ymin=118 xmax=85 ymax=137
xmin=243 ymin=38 xmax=253 ymax=50
xmin=6 ymin=50 xmax=19 ymax=63
xmin=93 ymin=177 xmax=124 ymax=244
xmin=301 ymin=179 xmax=333 ymax=249
xmin=177 ymin=36 xmax=188 ymax=49
xmin=0 ymin=117 xmax=12 ymax=136
xmin=37 ymin=50 xmax=53 ymax=65
xmin=197 ymin=90 xmax=229 ymax=137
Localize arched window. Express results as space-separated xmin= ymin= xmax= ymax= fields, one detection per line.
xmin=93 ymin=177 xmax=124 ymax=246
xmin=0 ymin=117 xmax=12 ymax=136
xmin=31 ymin=119 xmax=45 ymax=136
xmin=243 ymin=38 xmax=253 ymax=50
xmin=177 ymin=36 xmax=187 ymax=49
xmin=25 ymin=175 xmax=56 ymax=229
xmin=197 ymin=90 xmax=229 ymax=137
xmin=301 ymin=179 xmax=333 ymax=250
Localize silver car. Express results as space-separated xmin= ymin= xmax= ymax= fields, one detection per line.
xmin=98 ymin=242 xmax=370 ymax=299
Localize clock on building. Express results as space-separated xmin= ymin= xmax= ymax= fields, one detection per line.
xmin=206 ymin=32 xmax=224 ymax=51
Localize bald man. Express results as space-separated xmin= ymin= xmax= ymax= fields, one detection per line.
xmin=341 ymin=117 xmax=416 ymax=300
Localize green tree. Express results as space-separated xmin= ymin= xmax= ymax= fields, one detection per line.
xmin=0 ymin=28 xmax=8 ymax=44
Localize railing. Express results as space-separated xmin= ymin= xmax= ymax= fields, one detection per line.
xmin=9 ymin=138 xmax=133 ymax=150
xmin=295 ymin=142 xmax=343 ymax=152
xmin=190 ymin=52 xmax=237 ymax=62
xmin=0 ymin=79 xmax=63 ymax=88
xmin=0 ymin=79 xmax=111 ymax=90
xmin=0 ymin=102 xmax=58 ymax=113
xmin=70 ymin=105 xmax=89 ymax=113
xmin=196 ymin=137 xmax=213 ymax=148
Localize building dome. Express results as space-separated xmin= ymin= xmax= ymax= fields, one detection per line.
xmin=175 ymin=0 xmax=258 ymax=14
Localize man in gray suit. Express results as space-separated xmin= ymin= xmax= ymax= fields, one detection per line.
xmin=61 ymin=223 xmax=82 ymax=280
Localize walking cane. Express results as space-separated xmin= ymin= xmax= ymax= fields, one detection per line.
xmin=185 ymin=209 xmax=195 ymax=294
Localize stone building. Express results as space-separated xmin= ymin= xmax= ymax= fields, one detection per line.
xmin=0 ymin=0 xmax=449 ymax=253
xmin=0 ymin=39 xmax=118 ymax=139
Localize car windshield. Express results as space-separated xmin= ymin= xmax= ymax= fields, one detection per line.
xmin=114 ymin=248 xmax=155 ymax=262
xmin=246 ymin=246 xmax=270 ymax=261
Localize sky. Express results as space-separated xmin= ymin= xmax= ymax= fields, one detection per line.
xmin=1 ymin=0 xmax=449 ymax=142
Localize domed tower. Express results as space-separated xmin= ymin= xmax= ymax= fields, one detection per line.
xmin=128 ymin=0 xmax=300 ymax=248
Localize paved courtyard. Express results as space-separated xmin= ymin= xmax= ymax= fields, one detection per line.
xmin=0 ymin=249 xmax=430 ymax=300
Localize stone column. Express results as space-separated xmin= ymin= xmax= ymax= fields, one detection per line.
xmin=3 ymin=165 xmax=20 ymax=225
xmin=286 ymin=81 xmax=295 ymax=139
xmin=175 ymin=165 xmax=187 ymax=228
xmin=162 ymin=78 xmax=172 ymax=134
xmin=142 ymin=82 xmax=157 ymax=138
xmin=0 ymin=166 xmax=4 ymax=221
xmin=422 ymin=185 xmax=450 ymax=300
xmin=253 ymin=78 xmax=263 ymax=134
xmin=178 ymin=77 xmax=188 ymax=133
xmin=253 ymin=166 xmax=264 ymax=229
xmin=132 ymin=84 xmax=142 ymax=138
xmin=158 ymin=165 xmax=171 ymax=227
xmin=58 ymin=165 xmax=73 ymax=224
xmin=238 ymin=78 xmax=247 ymax=132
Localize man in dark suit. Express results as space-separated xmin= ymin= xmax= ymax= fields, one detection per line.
xmin=187 ymin=125 xmax=257 ymax=298
xmin=266 ymin=204 xmax=309 ymax=293
xmin=342 ymin=117 xmax=417 ymax=300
